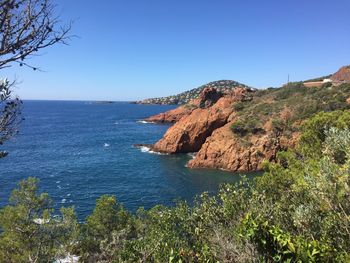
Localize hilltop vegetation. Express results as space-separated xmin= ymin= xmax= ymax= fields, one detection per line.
xmin=231 ymin=82 xmax=350 ymax=137
xmin=1 ymin=110 xmax=350 ymax=262
xmin=136 ymin=80 xmax=251 ymax=105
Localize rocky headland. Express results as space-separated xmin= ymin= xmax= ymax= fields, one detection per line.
xmin=141 ymin=66 xmax=350 ymax=173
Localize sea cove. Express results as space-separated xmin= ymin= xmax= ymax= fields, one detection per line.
xmin=0 ymin=101 xmax=247 ymax=219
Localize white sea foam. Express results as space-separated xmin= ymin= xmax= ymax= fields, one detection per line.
xmin=137 ymin=120 xmax=155 ymax=124
xmin=187 ymin=152 xmax=197 ymax=159
xmin=61 ymin=198 xmax=67 ymax=203
xmin=104 ymin=143 xmax=110 ymax=147
xmin=139 ymin=146 xmax=168 ymax=155
xmin=140 ymin=146 xmax=151 ymax=153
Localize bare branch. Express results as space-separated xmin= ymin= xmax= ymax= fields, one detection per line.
xmin=0 ymin=0 xmax=73 ymax=69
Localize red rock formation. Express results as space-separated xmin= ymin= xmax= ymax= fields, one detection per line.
xmin=187 ymin=121 xmax=299 ymax=172
xmin=144 ymin=87 xmax=225 ymax=123
xmin=198 ymin=87 xmax=222 ymax=108
xmin=331 ymin=65 xmax=350 ymax=82
xmin=151 ymin=87 xmax=253 ymax=153
xmin=144 ymin=105 xmax=194 ymax=123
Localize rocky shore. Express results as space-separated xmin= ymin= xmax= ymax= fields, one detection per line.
xmin=140 ymin=66 xmax=350 ymax=173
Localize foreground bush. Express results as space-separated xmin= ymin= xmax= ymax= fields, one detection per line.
xmin=0 ymin=178 xmax=79 ymax=263
xmin=1 ymin=111 xmax=350 ymax=262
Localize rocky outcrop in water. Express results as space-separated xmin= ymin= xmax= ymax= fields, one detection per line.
xmin=144 ymin=106 xmax=195 ymax=123
xmin=151 ymin=87 xmax=254 ymax=153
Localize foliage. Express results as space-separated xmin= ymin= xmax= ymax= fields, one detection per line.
xmin=230 ymin=119 xmax=264 ymax=136
xmin=0 ymin=78 xmax=22 ymax=158
xmin=0 ymin=177 xmax=79 ymax=263
xmin=79 ymin=195 xmax=135 ymax=262
xmin=298 ymin=110 xmax=350 ymax=159
xmin=2 ymin=112 xmax=350 ymax=262
xmin=0 ymin=0 xmax=72 ymax=70
xmin=0 ymin=0 xmax=71 ymax=157
xmin=233 ymin=101 xmax=245 ymax=111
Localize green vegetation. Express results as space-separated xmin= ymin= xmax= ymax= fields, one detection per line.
xmin=1 ymin=111 xmax=350 ymax=262
xmin=231 ymin=83 xmax=350 ymax=138
xmin=0 ymin=0 xmax=71 ymax=158
xmin=303 ymin=74 xmax=332 ymax=82
xmin=0 ymin=178 xmax=78 ymax=262
xmin=230 ymin=119 xmax=264 ymax=136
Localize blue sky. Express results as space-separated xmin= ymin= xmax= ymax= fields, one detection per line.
xmin=2 ymin=0 xmax=350 ymax=101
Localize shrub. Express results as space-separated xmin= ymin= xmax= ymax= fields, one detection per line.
xmin=230 ymin=119 xmax=264 ymax=136
xmin=0 ymin=178 xmax=79 ymax=263
xmin=233 ymin=102 xmax=245 ymax=111
xmin=299 ymin=110 xmax=350 ymax=159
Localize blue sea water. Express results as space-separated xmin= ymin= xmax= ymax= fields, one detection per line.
xmin=0 ymin=101 xmax=250 ymax=219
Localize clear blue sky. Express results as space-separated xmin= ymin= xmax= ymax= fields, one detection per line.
xmin=2 ymin=0 xmax=350 ymax=101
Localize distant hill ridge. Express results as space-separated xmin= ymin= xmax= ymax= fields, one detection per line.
xmin=136 ymin=80 xmax=251 ymax=105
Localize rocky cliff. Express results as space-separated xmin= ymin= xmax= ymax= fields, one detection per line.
xmin=142 ymin=71 xmax=350 ymax=173
xmin=331 ymin=65 xmax=350 ymax=83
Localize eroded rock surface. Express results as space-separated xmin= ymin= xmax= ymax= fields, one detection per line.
xmin=151 ymin=87 xmax=253 ymax=153
xmin=144 ymin=106 xmax=194 ymax=123
xmin=331 ymin=65 xmax=350 ymax=82
xmin=187 ymin=122 xmax=299 ymax=172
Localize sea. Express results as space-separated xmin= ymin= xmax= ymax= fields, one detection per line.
xmin=0 ymin=101 xmax=253 ymax=220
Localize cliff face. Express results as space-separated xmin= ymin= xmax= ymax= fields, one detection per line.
xmin=187 ymin=122 xmax=299 ymax=172
xmin=143 ymin=77 xmax=350 ymax=173
xmin=331 ymin=65 xmax=350 ymax=82
xmin=144 ymin=87 xmax=223 ymax=123
xmin=151 ymin=87 xmax=255 ymax=154
xmin=144 ymin=106 xmax=194 ymax=123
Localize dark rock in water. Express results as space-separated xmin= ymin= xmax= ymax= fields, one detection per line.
xmin=133 ymin=144 xmax=153 ymax=149
xmin=92 ymin=101 xmax=115 ymax=104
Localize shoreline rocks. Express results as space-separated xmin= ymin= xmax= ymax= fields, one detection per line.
xmin=139 ymin=86 xmax=297 ymax=172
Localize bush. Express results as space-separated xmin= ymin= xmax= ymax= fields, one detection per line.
xmin=299 ymin=110 xmax=350 ymax=159
xmin=0 ymin=178 xmax=79 ymax=263
xmin=233 ymin=101 xmax=245 ymax=111
xmin=274 ymin=82 xmax=306 ymax=100
xmin=230 ymin=119 xmax=264 ymax=136
xmin=2 ymin=112 xmax=350 ymax=262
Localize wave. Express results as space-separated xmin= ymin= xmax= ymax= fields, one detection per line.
xmin=187 ymin=152 xmax=197 ymax=159
xmin=139 ymin=146 xmax=168 ymax=155
xmin=137 ymin=120 xmax=155 ymax=124
xmin=104 ymin=143 xmax=110 ymax=147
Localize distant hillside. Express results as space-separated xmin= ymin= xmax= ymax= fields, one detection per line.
xmin=331 ymin=65 xmax=350 ymax=82
xmin=136 ymin=80 xmax=251 ymax=105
